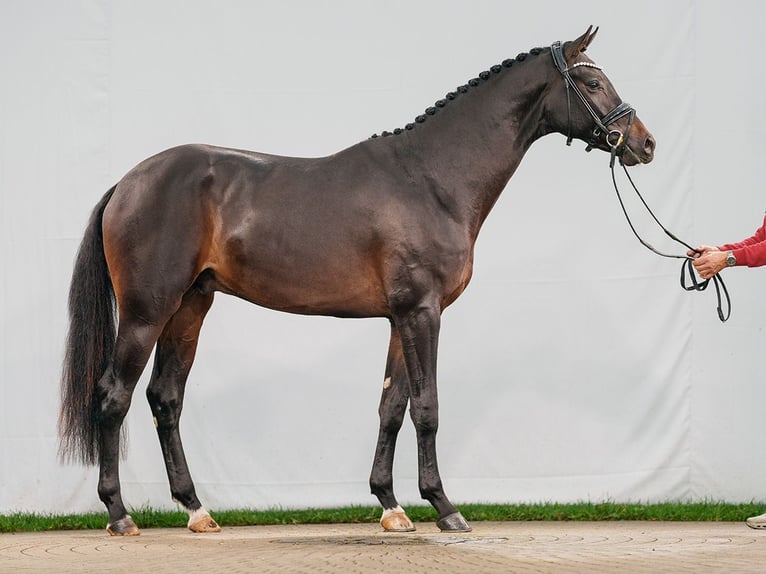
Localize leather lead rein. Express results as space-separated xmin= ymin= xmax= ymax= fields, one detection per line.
xmin=551 ymin=40 xmax=732 ymax=322
xmin=611 ymin=162 xmax=731 ymax=322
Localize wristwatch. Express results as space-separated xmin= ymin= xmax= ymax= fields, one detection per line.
xmin=726 ymin=250 xmax=737 ymax=267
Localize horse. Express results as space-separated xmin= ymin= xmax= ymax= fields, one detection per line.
xmin=59 ymin=26 xmax=655 ymax=536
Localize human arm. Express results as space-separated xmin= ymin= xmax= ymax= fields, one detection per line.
xmin=687 ymin=215 xmax=766 ymax=276
xmin=717 ymin=215 xmax=766 ymax=267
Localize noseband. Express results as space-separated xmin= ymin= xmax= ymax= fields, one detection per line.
xmin=551 ymin=41 xmax=635 ymax=165
xmin=550 ymin=40 xmax=731 ymax=322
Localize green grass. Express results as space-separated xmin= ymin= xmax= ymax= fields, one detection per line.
xmin=1 ymin=501 xmax=763 ymax=533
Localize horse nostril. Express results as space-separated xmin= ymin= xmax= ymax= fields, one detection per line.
xmin=644 ymin=135 xmax=656 ymax=155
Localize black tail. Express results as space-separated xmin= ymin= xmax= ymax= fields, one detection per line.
xmin=58 ymin=186 xmax=117 ymax=465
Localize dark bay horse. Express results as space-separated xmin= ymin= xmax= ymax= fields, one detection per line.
xmin=59 ymin=27 xmax=655 ymax=535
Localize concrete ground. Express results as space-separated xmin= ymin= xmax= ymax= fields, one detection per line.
xmin=1 ymin=521 xmax=764 ymax=573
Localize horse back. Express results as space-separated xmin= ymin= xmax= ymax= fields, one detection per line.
xmin=102 ymin=143 xmax=473 ymax=319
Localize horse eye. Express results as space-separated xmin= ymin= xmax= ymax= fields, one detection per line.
xmin=586 ymin=80 xmax=601 ymax=90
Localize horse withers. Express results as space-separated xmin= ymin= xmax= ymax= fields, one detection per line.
xmin=59 ymin=27 xmax=654 ymax=535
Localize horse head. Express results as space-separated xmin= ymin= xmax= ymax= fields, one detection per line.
xmin=547 ymin=26 xmax=656 ymax=166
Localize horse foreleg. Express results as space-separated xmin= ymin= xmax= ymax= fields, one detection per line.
xmin=394 ymin=304 xmax=471 ymax=533
xmin=370 ymin=324 xmax=415 ymax=532
xmin=96 ymin=320 xmax=162 ymax=536
xmin=146 ymin=289 xmax=220 ymax=533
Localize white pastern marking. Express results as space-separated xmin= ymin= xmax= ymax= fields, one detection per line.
xmin=187 ymin=506 xmax=210 ymax=527
xmin=383 ymin=377 xmax=392 ymax=390
xmin=381 ymin=505 xmax=404 ymax=519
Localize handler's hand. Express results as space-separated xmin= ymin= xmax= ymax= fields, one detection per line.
xmin=687 ymin=245 xmax=719 ymax=259
xmin=692 ymin=250 xmax=727 ymax=279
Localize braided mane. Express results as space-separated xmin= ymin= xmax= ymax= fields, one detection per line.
xmin=370 ymin=47 xmax=546 ymax=139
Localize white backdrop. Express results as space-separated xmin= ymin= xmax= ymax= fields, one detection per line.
xmin=2 ymin=0 xmax=766 ymax=514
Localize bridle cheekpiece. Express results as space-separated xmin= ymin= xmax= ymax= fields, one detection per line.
xmin=551 ymin=40 xmax=635 ymax=166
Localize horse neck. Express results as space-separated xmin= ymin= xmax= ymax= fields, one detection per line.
xmin=389 ymin=53 xmax=554 ymax=236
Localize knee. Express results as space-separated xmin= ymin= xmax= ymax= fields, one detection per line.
xmin=410 ymin=405 xmax=438 ymax=434
xmin=378 ymin=379 xmax=409 ymax=432
xmin=379 ymin=406 xmax=406 ymax=434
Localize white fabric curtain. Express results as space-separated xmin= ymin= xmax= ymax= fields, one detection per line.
xmin=2 ymin=0 xmax=765 ymax=513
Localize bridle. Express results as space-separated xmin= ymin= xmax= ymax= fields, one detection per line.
xmin=551 ymin=41 xmax=635 ymax=165
xmin=550 ymin=40 xmax=731 ymax=322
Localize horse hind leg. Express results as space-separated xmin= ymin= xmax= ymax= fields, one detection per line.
xmin=96 ymin=318 xmax=165 ymax=536
xmin=370 ymin=324 xmax=415 ymax=532
xmin=145 ymin=288 xmax=221 ymax=533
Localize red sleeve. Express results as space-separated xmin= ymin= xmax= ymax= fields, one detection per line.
xmin=718 ymin=214 xmax=766 ymax=267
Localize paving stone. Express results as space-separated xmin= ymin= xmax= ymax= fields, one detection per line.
xmin=1 ymin=521 xmax=763 ymax=573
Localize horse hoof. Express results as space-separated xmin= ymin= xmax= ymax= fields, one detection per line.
xmin=436 ymin=512 xmax=472 ymax=532
xmin=188 ymin=513 xmax=222 ymax=533
xmin=380 ymin=506 xmax=416 ymax=532
xmin=106 ymin=515 xmax=141 ymax=536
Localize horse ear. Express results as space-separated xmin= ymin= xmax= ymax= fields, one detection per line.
xmin=566 ymin=26 xmax=599 ymax=59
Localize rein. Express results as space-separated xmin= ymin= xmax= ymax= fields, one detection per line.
xmin=551 ymin=41 xmax=731 ymax=322
xmin=609 ymin=161 xmax=731 ymax=322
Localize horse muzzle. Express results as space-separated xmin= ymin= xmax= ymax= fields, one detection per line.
xmin=619 ymin=117 xmax=655 ymax=166
xmin=588 ymin=115 xmax=655 ymax=167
